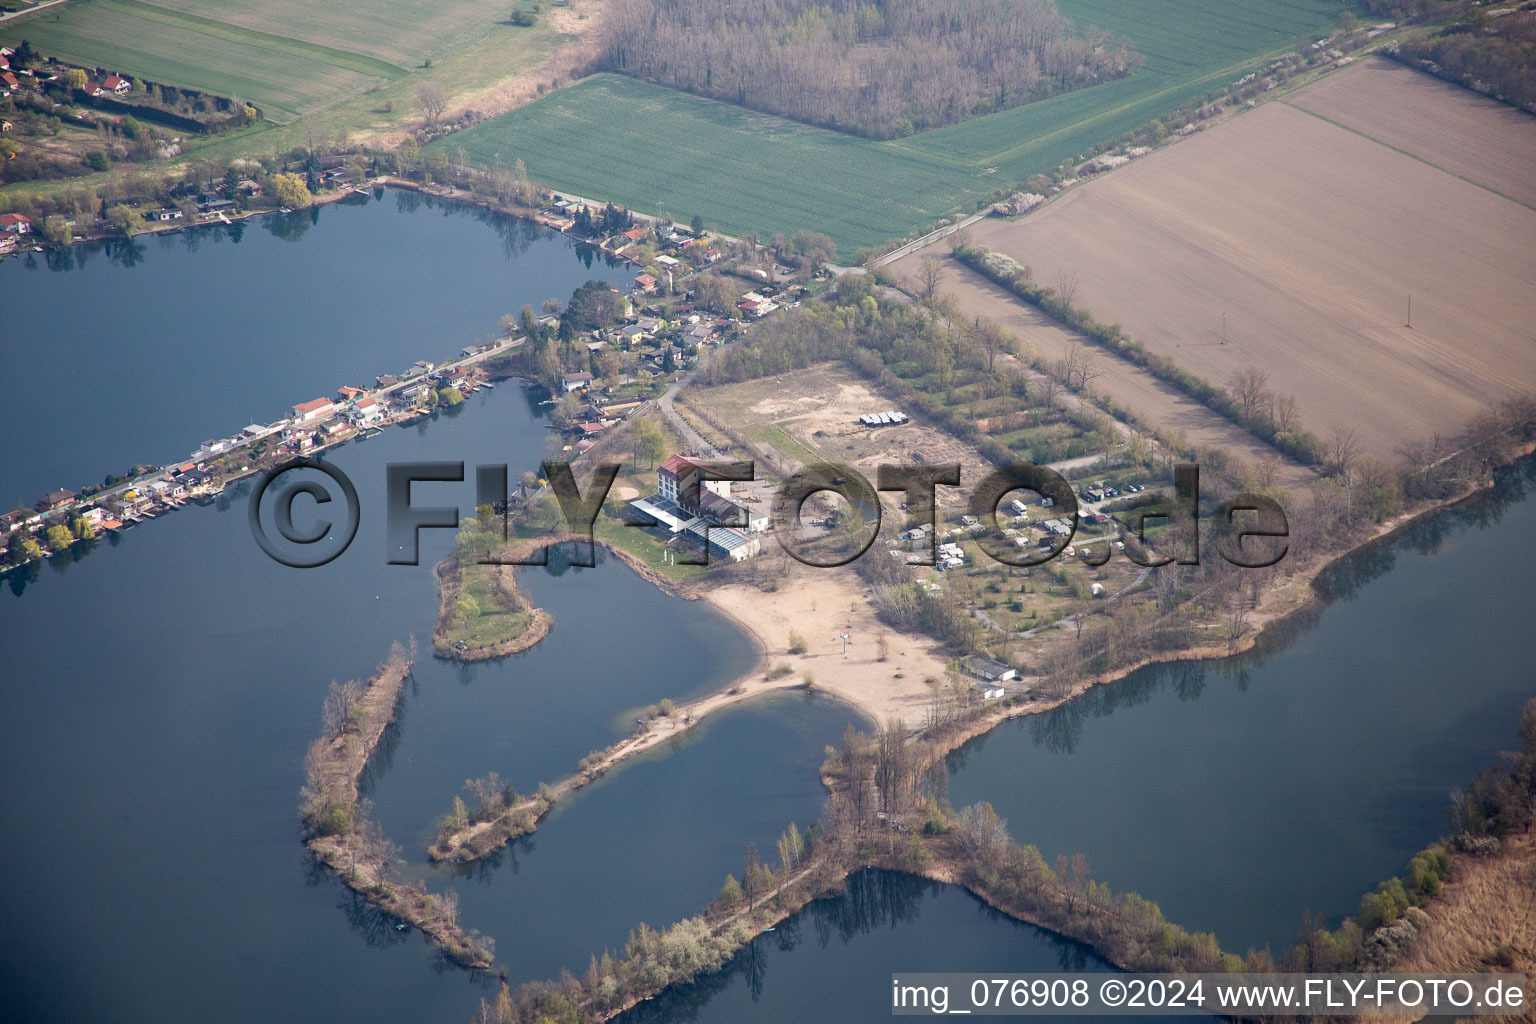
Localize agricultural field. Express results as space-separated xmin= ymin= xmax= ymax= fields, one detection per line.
xmin=431 ymin=0 xmax=1357 ymax=253
xmin=149 ymin=0 xmax=514 ymax=69
xmin=925 ymin=63 xmax=1536 ymax=459
xmin=1288 ymin=57 xmax=1536 ymax=208
xmin=0 ymin=0 xmax=578 ymax=127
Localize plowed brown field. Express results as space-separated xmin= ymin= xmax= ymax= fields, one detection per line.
xmin=905 ymin=60 xmax=1536 ymax=458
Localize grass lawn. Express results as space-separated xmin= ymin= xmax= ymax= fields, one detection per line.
xmin=439 ymin=558 xmax=537 ymax=651
xmin=430 ymin=0 xmax=1358 ymax=254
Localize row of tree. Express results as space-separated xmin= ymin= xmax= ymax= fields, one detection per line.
xmin=597 ymin=0 xmax=1141 ymax=138
xmin=1393 ymin=11 xmax=1536 ymax=113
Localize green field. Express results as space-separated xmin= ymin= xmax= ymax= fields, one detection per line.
xmin=0 ymin=0 xmax=563 ymax=125
xmin=434 ymin=0 xmax=1358 ymax=254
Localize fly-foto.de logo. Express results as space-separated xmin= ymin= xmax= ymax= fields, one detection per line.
xmin=248 ymin=457 xmax=1289 ymax=570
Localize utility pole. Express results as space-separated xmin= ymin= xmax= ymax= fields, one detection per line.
xmin=840 ymin=630 xmax=850 ymax=657
xmin=1221 ymin=312 xmax=1227 ymax=345
xmin=1406 ymin=293 xmax=1412 ymax=329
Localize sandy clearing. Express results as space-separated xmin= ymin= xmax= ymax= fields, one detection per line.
xmin=702 ymin=565 xmax=950 ymax=730
xmin=1289 ymin=57 xmax=1536 ymax=209
xmin=932 ymin=97 xmax=1536 ymax=458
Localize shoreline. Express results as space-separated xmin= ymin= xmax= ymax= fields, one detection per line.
xmin=300 ymin=643 xmax=498 ymax=970
xmin=432 ymin=440 xmax=1536 ymax=869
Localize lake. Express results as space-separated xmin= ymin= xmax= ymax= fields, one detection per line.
xmin=0 ymin=188 xmax=631 ymax=506
xmin=947 ymin=456 xmax=1536 ymax=956
xmin=0 ymin=196 xmax=852 ymax=1022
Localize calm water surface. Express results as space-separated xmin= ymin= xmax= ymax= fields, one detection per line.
xmin=0 ymin=188 xmax=630 ymax=505
xmin=948 ymin=458 xmax=1536 ymax=955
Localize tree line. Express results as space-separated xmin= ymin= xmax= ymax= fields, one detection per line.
xmin=1392 ymin=9 xmax=1536 ymax=114
xmin=596 ymin=0 xmax=1141 ymax=139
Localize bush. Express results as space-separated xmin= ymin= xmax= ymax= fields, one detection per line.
xmin=83 ymin=150 xmax=110 ymax=172
xmin=312 ymin=804 xmax=351 ymax=837
xmin=765 ymin=662 xmax=794 ymax=680
xmin=787 ymin=630 xmax=808 ymax=654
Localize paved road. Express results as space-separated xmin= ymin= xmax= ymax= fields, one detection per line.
xmin=658 ymin=381 xmax=721 ymax=459
xmin=0 ymin=0 xmax=70 ymax=23
xmin=872 ymin=211 xmax=988 ymax=268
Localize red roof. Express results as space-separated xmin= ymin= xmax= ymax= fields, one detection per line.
xmin=579 ymin=422 xmax=606 ymax=434
xmin=623 ymin=228 xmax=646 ymax=241
xmin=0 ymin=73 xmax=18 ymax=89
xmin=293 ymin=398 xmax=332 ymax=415
xmin=659 ymin=454 xmax=698 ymax=480
xmin=0 ymin=213 xmax=29 ymax=227
xmin=102 ymin=75 xmax=126 ymax=90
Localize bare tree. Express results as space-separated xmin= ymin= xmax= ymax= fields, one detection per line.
xmin=874 ymin=717 xmax=912 ymax=814
xmin=876 ymin=633 xmax=890 ymax=662
xmin=1327 ymin=423 xmax=1361 ymax=479
xmin=1037 ymin=373 xmax=1062 ymax=411
xmin=1056 ymin=853 xmax=1091 ymax=914
xmin=974 ymin=317 xmax=1010 ymax=372
xmin=1254 ymin=453 xmax=1281 ymax=491
xmin=916 ymin=253 xmax=944 ymax=303
xmin=1226 ymin=366 xmax=1272 ymax=425
xmin=1060 ymin=343 xmax=1098 ymax=391
xmin=1224 ymin=588 xmax=1248 ymax=651
xmin=417 ymin=83 xmax=448 ymax=125
xmin=1271 ymin=393 xmax=1299 ymax=433
xmin=322 ymin=679 xmax=364 ymax=738
xmin=1054 ymin=267 xmax=1080 ymax=307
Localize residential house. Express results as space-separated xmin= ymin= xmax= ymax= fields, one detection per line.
xmin=100 ymin=75 xmax=131 ymax=95
xmin=561 ymin=371 xmax=594 ymax=393
xmin=336 ymin=385 xmax=367 ymax=402
xmin=0 ymin=71 xmax=20 ymax=94
xmin=0 ymin=120 xmax=12 ymax=133
xmin=0 ymin=213 xmax=31 ymax=235
xmin=152 ymin=209 xmax=184 ymax=222
xmin=36 ymin=489 xmax=77 ymax=513
xmin=1 ymin=508 xmax=40 ymax=533
xmin=613 ymin=324 xmax=645 ymax=348
xmin=633 ymin=273 xmax=658 ymax=294
xmin=291 ymin=398 xmax=336 ymax=423
xmin=348 ymin=396 xmax=385 ymax=425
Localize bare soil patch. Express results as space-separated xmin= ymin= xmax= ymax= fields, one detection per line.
xmin=935 ymin=94 xmax=1536 ymax=458
xmin=1289 ymin=56 xmax=1536 ymax=208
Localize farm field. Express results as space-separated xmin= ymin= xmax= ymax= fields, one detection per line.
xmin=1287 ymin=57 xmax=1536 ymax=208
xmin=0 ymin=0 xmax=398 ymax=121
xmin=432 ymin=0 xmax=1358 ymax=254
xmin=0 ymin=0 xmax=575 ymax=126
xmin=148 ymin=0 xmax=511 ymax=68
xmin=927 ymin=77 xmax=1536 ymax=459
